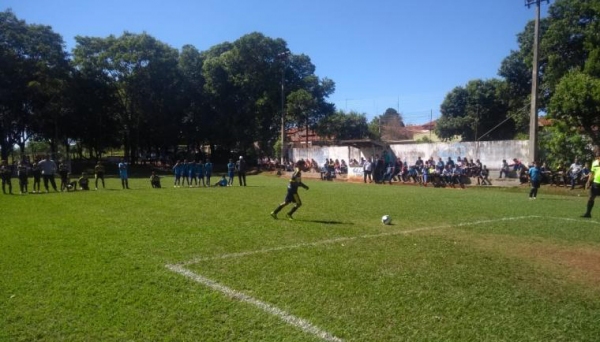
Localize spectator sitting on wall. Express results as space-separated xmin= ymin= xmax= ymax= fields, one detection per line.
xmin=436 ymin=158 xmax=445 ymax=174
xmin=382 ymin=163 xmax=395 ymax=184
xmin=478 ymin=165 xmax=492 ymax=185
xmin=340 ymin=159 xmax=348 ymax=174
xmin=499 ymin=159 xmax=510 ymax=178
xmin=511 ymin=158 xmax=523 ymax=172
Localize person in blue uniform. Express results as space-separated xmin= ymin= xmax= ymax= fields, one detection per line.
xmin=173 ymin=160 xmax=183 ymax=187
xmin=227 ymin=159 xmax=236 ymax=186
xmin=528 ymin=161 xmax=541 ymax=199
xmin=270 ymin=160 xmax=309 ymax=220
xmin=118 ymin=158 xmax=129 ymax=189
xmin=196 ymin=160 xmax=205 ymax=187
xmin=213 ymin=175 xmax=228 ymax=187
xmin=204 ymin=159 xmax=213 ymax=186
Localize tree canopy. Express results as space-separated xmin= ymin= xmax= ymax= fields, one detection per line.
xmin=1 ymin=10 xmax=337 ymax=162
xmin=437 ymin=0 xmax=600 ymax=160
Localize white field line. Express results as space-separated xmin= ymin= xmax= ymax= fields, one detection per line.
xmin=166 ymin=264 xmax=344 ymax=342
xmin=179 ymin=215 xmax=540 ymax=265
xmin=544 ymin=216 xmax=600 ymax=225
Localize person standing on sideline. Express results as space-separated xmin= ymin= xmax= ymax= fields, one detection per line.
xmin=227 ymin=158 xmax=236 ymax=186
xmin=31 ymin=158 xmax=41 ymax=193
xmin=270 ymin=160 xmax=309 ymax=220
xmin=17 ymin=159 xmax=28 ymax=194
xmin=38 ymin=155 xmax=58 ymax=192
xmin=528 ymin=161 xmax=541 ymax=199
xmin=172 ymin=160 xmax=183 ymax=187
xmin=236 ymin=156 xmax=247 ymax=186
xmin=204 ymin=159 xmax=213 ymax=186
xmin=582 ymin=151 xmax=600 ymax=218
xmin=568 ymin=158 xmax=582 ymax=190
xmin=363 ymin=157 xmax=372 ymax=183
xmin=58 ymin=160 xmax=69 ymax=191
xmin=1 ymin=160 xmax=13 ymax=194
xmin=94 ymin=161 xmax=106 ymax=190
xmin=196 ymin=160 xmax=205 ymax=187
xmin=118 ymin=158 xmax=129 ymax=189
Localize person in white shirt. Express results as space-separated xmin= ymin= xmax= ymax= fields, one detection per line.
xmin=363 ymin=158 xmax=373 ymax=183
xmin=568 ymin=158 xmax=582 ymax=190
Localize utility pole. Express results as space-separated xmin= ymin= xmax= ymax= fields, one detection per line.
xmin=278 ymin=51 xmax=290 ymax=165
xmin=525 ymin=0 xmax=549 ymax=164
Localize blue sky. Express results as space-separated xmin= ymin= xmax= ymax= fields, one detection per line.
xmin=4 ymin=0 xmax=548 ymax=124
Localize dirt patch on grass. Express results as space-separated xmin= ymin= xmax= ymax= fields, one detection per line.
xmin=436 ymin=230 xmax=600 ymax=292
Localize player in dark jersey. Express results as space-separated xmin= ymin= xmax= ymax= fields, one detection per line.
xmin=270 ymin=160 xmax=309 ymax=220
xmin=94 ymin=161 xmax=105 ymax=190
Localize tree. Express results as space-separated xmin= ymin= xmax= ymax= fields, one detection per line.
xmin=376 ymin=108 xmax=406 ymax=141
xmin=314 ymin=110 xmax=370 ymax=140
xmin=0 ymin=10 xmax=70 ymax=159
xmin=539 ymin=119 xmax=594 ymax=168
xmin=72 ymin=32 xmax=181 ymax=161
xmin=436 ymin=79 xmax=512 ymax=141
xmin=549 ymin=71 xmax=600 ymax=147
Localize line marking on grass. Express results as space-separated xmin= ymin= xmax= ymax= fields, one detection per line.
xmin=544 ymin=216 xmax=600 ymax=225
xmin=166 ymin=264 xmax=344 ymax=342
xmin=180 ymin=215 xmax=538 ymax=265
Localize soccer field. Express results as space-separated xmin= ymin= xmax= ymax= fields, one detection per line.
xmin=1 ymin=174 xmax=599 ymax=341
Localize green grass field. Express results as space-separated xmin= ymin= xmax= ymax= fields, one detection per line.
xmin=1 ymin=174 xmax=599 ymax=341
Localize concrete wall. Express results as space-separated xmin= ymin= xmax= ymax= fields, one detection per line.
xmin=290 ymin=140 xmax=530 ymax=174
xmin=290 ymin=145 xmax=375 ymax=166
xmin=388 ymin=140 xmax=530 ymax=169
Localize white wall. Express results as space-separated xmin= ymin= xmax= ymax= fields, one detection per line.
xmin=290 ymin=140 xmax=530 ymax=172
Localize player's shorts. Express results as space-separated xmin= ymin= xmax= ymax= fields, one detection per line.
xmin=531 ymin=180 xmax=540 ymax=189
xmin=284 ymin=192 xmax=301 ymax=205
xmin=95 ymin=172 xmax=104 ymax=179
xmin=591 ymin=183 xmax=600 ymax=196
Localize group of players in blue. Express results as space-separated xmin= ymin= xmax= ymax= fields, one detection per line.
xmin=171 ymin=156 xmax=248 ymax=188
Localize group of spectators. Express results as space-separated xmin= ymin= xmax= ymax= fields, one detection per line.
xmin=358 ymin=152 xmax=491 ymax=188
xmin=499 ymin=157 xmax=591 ymax=189
xmin=317 ymin=158 xmax=349 ymax=180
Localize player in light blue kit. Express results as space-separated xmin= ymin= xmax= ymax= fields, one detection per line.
xmin=173 ymin=160 xmax=183 ymax=187
xmin=528 ymin=161 xmax=541 ymax=199
xmin=196 ymin=160 xmax=205 ymax=187
xmin=204 ymin=159 xmax=213 ymax=186
xmin=118 ymin=158 xmax=129 ymax=189
xmin=227 ymin=158 xmax=235 ymax=186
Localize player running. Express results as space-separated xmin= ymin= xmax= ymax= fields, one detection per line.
xmin=270 ymin=160 xmax=309 ymax=220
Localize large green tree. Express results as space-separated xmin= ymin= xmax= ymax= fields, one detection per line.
xmin=549 ymin=71 xmax=600 ymax=147
xmin=202 ymin=32 xmax=335 ymax=157
xmin=0 ymin=9 xmax=70 ymax=159
xmin=72 ymin=32 xmax=181 ymax=161
xmin=436 ymin=79 xmax=512 ymax=141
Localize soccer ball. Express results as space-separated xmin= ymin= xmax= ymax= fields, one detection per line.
xmin=381 ymin=215 xmax=392 ymax=225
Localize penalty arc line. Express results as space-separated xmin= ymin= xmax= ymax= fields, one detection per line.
xmin=179 ymin=215 xmax=540 ymax=265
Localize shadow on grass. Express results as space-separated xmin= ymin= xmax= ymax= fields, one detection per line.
xmin=299 ymin=219 xmax=351 ymax=225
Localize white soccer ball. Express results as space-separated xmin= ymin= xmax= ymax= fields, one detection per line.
xmin=381 ymin=215 xmax=392 ymax=225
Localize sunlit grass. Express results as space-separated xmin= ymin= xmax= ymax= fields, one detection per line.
xmin=1 ymin=174 xmax=598 ymax=341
